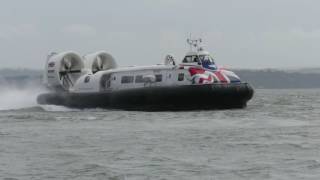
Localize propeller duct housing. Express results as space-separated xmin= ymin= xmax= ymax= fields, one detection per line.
xmin=83 ymin=51 xmax=117 ymax=74
xmin=45 ymin=51 xmax=84 ymax=91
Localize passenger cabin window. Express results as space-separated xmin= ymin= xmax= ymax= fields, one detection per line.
xmin=199 ymin=55 xmax=215 ymax=64
xmin=135 ymin=75 xmax=144 ymax=83
xmin=199 ymin=55 xmax=216 ymax=70
xmin=183 ymin=56 xmax=192 ymax=63
xmin=121 ymin=76 xmax=134 ymax=84
xmin=155 ymin=74 xmax=162 ymax=82
xmin=192 ymin=56 xmax=199 ymax=63
xmin=183 ymin=56 xmax=200 ymax=63
xmin=178 ymin=73 xmax=184 ymax=81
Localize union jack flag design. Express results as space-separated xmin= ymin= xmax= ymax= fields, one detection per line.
xmin=188 ymin=67 xmax=240 ymax=84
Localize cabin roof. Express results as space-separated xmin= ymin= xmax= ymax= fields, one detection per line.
xmin=95 ymin=64 xmax=175 ymax=75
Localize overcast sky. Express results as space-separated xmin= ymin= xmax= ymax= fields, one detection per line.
xmin=0 ymin=0 xmax=319 ymax=69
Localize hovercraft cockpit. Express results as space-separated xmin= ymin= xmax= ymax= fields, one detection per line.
xmin=181 ymin=39 xmax=217 ymax=70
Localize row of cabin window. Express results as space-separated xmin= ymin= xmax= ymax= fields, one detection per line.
xmin=121 ymin=74 xmax=162 ymax=84
xmin=121 ymin=73 xmax=184 ymax=84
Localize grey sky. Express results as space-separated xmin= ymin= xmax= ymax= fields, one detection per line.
xmin=0 ymin=0 xmax=319 ymax=69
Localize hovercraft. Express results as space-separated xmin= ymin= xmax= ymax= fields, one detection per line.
xmin=37 ymin=38 xmax=254 ymax=111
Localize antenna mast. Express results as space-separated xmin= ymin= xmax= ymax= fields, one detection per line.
xmin=187 ymin=36 xmax=203 ymax=52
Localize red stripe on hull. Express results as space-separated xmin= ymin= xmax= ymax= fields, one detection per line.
xmin=214 ymin=71 xmax=227 ymax=83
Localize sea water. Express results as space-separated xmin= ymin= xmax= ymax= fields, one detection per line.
xmin=0 ymin=89 xmax=319 ymax=180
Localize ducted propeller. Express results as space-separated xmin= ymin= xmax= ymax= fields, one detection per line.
xmin=45 ymin=51 xmax=84 ymax=91
xmin=59 ymin=56 xmax=82 ymax=89
xmin=60 ymin=57 xmax=81 ymax=74
xmin=83 ymin=51 xmax=117 ymax=74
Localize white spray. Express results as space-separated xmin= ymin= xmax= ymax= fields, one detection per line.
xmin=0 ymin=81 xmax=46 ymax=110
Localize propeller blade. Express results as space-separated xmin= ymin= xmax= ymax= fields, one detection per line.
xmin=60 ymin=73 xmax=73 ymax=88
xmin=63 ymin=57 xmax=72 ymax=70
xmin=96 ymin=55 xmax=103 ymax=70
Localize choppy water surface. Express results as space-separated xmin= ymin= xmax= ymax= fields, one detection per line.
xmin=0 ymin=89 xmax=320 ymax=180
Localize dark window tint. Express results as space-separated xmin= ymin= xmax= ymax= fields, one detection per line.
xmin=178 ymin=73 xmax=184 ymax=81
xmin=121 ymin=76 xmax=134 ymax=84
xmin=183 ymin=56 xmax=192 ymax=63
xmin=84 ymin=76 xmax=90 ymax=83
xmin=135 ymin=75 xmax=144 ymax=83
xmin=155 ymin=74 xmax=162 ymax=82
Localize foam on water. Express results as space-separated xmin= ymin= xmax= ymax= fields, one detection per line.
xmin=0 ymin=85 xmax=44 ymax=111
xmin=40 ymin=105 xmax=80 ymax=112
xmin=0 ymin=82 xmax=79 ymax=112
